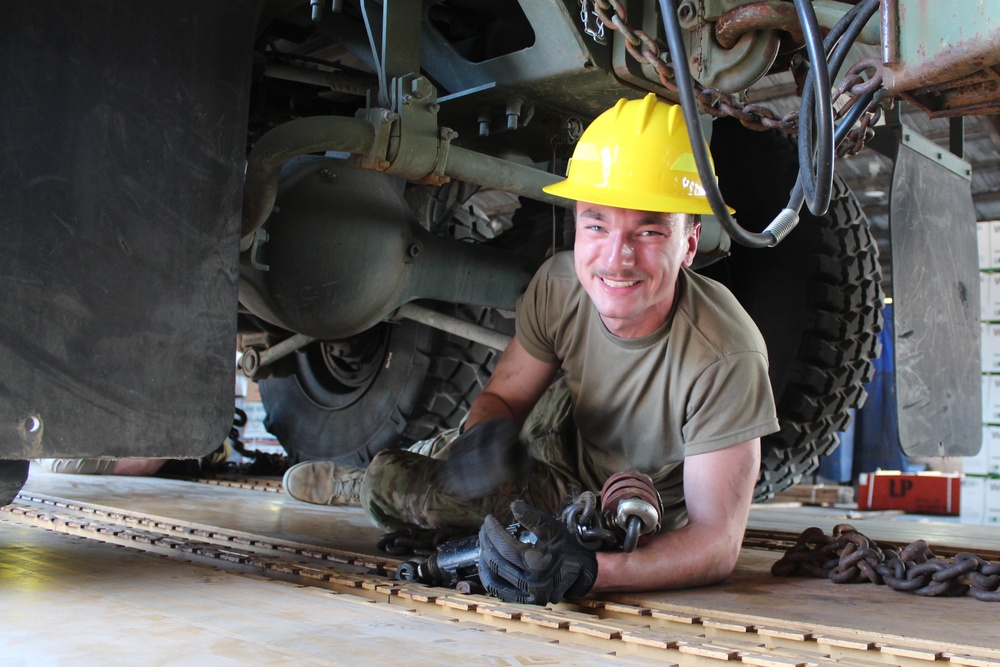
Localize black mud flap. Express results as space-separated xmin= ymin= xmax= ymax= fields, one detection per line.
xmin=884 ymin=129 xmax=981 ymax=457
xmin=0 ymin=3 xmax=258 ymax=460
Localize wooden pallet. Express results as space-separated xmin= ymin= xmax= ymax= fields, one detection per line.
xmin=769 ymin=484 xmax=854 ymax=506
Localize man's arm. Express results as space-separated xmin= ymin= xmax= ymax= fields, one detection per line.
xmin=465 ymin=336 xmax=559 ymax=429
xmin=591 ymin=438 xmax=761 ymax=592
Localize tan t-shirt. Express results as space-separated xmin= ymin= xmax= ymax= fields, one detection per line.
xmin=516 ymin=252 xmax=779 ymax=523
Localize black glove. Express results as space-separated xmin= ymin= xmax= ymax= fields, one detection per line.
xmin=478 ymin=499 xmax=598 ymax=605
xmin=434 ymin=419 xmax=529 ymax=500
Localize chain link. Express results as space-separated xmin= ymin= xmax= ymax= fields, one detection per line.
xmin=773 ymin=525 xmax=1000 ymax=601
xmin=579 ymin=0 xmax=608 ymax=44
xmin=583 ymin=0 xmax=886 ymax=150
xmin=561 ymin=490 xmax=618 ymax=550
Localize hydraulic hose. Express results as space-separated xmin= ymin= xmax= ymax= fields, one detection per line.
xmin=786 ymin=0 xmax=880 ymax=212
xmin=658 ymin=0 xmax=878 ymax=247
xmin=793 ymin=0 xmax=834 ymax=217
xmin=659 ymin=0 xmax=787 ymax=247
xmin=795 ymin=0 xmax=879 ymax=216
xmin=827 ymin=0 xmax=880 ymax=73
xmin=787 ymin=85 xmax=879 ymax=212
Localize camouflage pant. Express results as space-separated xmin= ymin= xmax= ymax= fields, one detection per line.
xmin=361 ymin=380 xmax=587 ymax=531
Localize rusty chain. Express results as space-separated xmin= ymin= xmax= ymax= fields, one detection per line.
xmin=560 ymin=471 xmax=664 ymax=552
xmin=586 ymin=0 xmax=885 ymax=154
xmin=562 ymin=490 xmax=619 ymax=550
xmin=773 ymin=524 xmax=1000 ymax=601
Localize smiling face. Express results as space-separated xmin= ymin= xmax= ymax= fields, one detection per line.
xmin=573 ymin=202 xmax=700 ymax=339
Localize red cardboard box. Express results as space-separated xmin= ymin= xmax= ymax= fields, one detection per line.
xmin=857 ymin=471 xmax=961 ymax=515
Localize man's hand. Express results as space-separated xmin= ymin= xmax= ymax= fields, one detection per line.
xmin=434 ymin=419 xmax=529 ymax=500
xmin=478 ymin=499 xmax=598 ymax=605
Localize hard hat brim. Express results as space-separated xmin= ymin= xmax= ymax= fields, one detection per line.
xmin=542 ymin=178 xmax=735 ymax=216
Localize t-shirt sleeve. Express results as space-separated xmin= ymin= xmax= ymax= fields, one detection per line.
xmin=681 ymin=350 xmax=780 ymax=456
xmin=514 ymin=261 xmax=561 ymax=364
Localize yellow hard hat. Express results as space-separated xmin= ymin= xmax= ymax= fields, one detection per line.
xmin=543 ymin=93 xmax=732 ymax=215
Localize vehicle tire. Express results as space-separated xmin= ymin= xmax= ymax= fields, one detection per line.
xmin=259 ymin=317 xmax=499 ymax=466
xmin=1 ymin=460 xmax=29 ymax=507
xmin=705 ymin=118 xmax=884 ymax=501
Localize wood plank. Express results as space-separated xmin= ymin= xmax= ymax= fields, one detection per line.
xmin=476 ymin=603 xmax=522 ymax=620
xmin=770 ymin=484 xmax=854 ymax=505
xmin=567 ymin=621 xmax=624 ymax=640
xmin=678 ymin=642 xmax=741 ymax=660
xmin=650 ymin=610 xmax=701 ymax=624
xmin=742 ymin=646 xmax=841 ymax=667
xmin=572 ymin=598 xmax=606 ymax=610
xmin=814 ymin=635 xmax=875 ymax=650
xmin=703 ymin=617 xmax=755 ymax=632
xmin=879 ymin=644 xmax=943 ymax=661
xmin=946 ymin=654 xmax=1000 ymax=667
xmin=519 ymin=610 xmax=571 ymax=629
xmin=756 ymin=626 xmax=814 ymax=641
xmin=620 ymin=629 xmax=686 ymax=650
xmin=603 ymin=601 xmax=652 ymax=615
xmin=324 ymin=573 xmax=364 ymax=588
xmin=739 ymin=651 xmax=812 ymax=667
xmin=435 ymin=595 xmax=479 ymax=611
xmin=296 ymin=566 xmax=329 ymax=581
xmin=395 ymin=583 xmax=440 ymax=603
